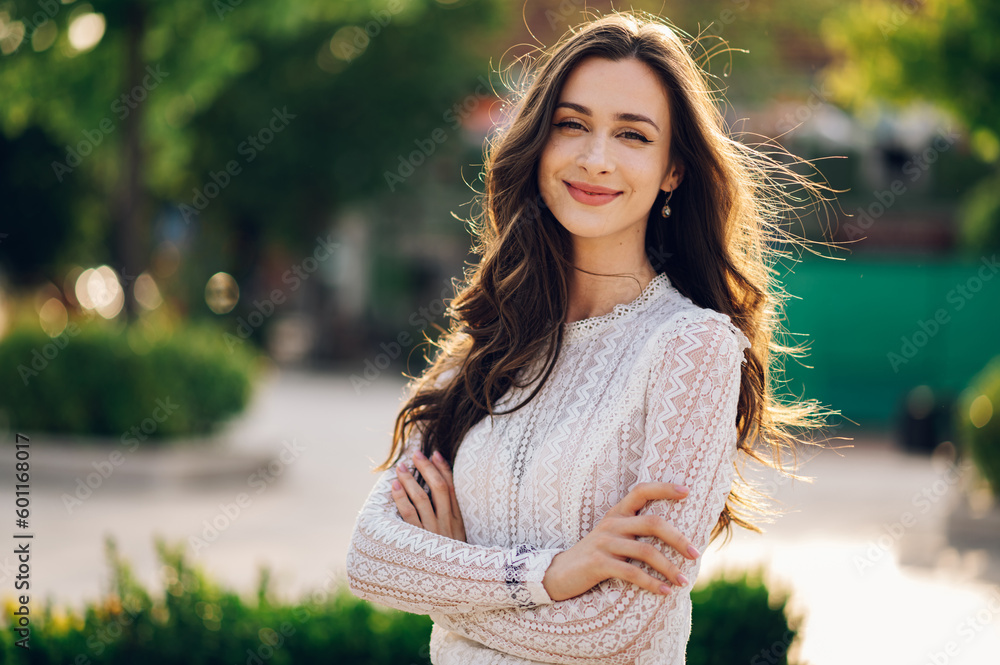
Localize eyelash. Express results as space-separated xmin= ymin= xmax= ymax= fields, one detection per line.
xmin=553 ymin=120 xmax=650 ymax=143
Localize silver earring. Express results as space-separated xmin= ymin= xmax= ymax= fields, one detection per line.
xmin=661 ymin=189 xmax=674 ymax=218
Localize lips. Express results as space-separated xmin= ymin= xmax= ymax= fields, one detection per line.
xmin=564 ymin=180 xmax=622 ymax=206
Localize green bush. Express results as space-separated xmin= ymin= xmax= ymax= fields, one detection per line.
xmin=0 ymin=538 xmax=433 ymax=665
xmin=689 ymin=567 xmax=802 ymax=665
xmin=957 ymin=355 xmax=1000 ymax=495
xmin=0 ymin=320 xmax=257 ymax=439
xmin=0 ymin=538 xmax=804 ymax=664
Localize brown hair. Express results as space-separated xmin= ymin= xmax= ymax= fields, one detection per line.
xmin=377 ymin=10 xmax=837 ymax=545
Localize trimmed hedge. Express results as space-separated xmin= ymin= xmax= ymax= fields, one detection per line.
xmin=0 ymin=321 xmax=257 ymax=439
xmin=689 ymin=567 xmax=802 ymax=665
xmin=957 ymin=355 xmax=1000 ymax=495
xmin=0 ymin=539 xmax=803 ymax=664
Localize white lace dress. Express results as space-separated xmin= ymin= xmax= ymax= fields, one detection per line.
xmin=346 ymin=271 xmax=751 ymax=664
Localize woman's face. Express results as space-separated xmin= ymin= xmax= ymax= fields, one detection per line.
xmin=537 ymin=56 xmax=682 ymax=248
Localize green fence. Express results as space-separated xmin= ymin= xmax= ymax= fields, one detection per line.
xmin=778 ymin=255 xmax=1000 ymax=425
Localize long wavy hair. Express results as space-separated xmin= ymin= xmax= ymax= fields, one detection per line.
xmin=377 ymin=10 xmax=837 ymax=545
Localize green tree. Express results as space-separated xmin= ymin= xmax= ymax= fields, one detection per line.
xmin=820 ymin=0 xmax=1000 ymax=250
xmin=0 ymin=0 xmax=506 ymax=309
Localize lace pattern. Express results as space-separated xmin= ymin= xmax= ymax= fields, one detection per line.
xmin=347 ymin=272 xmax=751 ymax=664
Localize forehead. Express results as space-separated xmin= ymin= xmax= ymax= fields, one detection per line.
xmin=557 ymin=56 xmax=670 ymax=119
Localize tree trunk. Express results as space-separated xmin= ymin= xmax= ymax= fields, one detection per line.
xmin=115 ymin=2 xmax=146 ymax=320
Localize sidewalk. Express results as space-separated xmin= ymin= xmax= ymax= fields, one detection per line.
xmin=2 ymin=367 xmax=998 ymax=664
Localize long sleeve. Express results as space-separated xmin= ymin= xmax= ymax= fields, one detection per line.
xmin=346 ymin=414 xmax=563 ymax=613
xmin=429 ymin=313 xmax=750 ymax=664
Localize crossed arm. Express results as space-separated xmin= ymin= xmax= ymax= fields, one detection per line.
xmin=346 ymin=313 xmax=750 ymax=663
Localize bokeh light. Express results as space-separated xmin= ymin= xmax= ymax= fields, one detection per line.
xmin=75 ymin=266 xmax=124 ymax=319
xmin=39 ymin=298 xmax=68 ymax=337
xmin=205 ymin=272 xmax=239 ymax=314
xmin=135 ymin=272 xmax=163 ymax=310
xmin=330 ymin=26 xmax=365 ymax=62
xmin=31 ymin=20 xmax=58 ymax=52
xmin=67 ymin=12 xmax=105 ymax=53
xmin=969 ymin=394 xmax=993 ymax=429
xmin=0 ymin=15 xmax=25 ymax=55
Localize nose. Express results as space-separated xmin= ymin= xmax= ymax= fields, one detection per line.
xmin=575 ymin=133 xmax=613 ymax=174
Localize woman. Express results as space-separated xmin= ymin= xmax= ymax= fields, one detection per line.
xmin=347 ymin=10 xmax=831 ymax=664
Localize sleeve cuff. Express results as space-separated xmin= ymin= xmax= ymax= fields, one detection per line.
xmin=513 ymin=546 xmax=560 ymax=607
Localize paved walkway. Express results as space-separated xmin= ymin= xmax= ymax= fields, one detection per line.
xmin=2 ymin=367 xmax=998 ymax=663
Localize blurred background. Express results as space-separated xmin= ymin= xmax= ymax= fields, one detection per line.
xmin=0 ymin=0 xmax=998 ymax=663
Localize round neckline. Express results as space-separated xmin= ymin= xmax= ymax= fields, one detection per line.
xmin=562 ymin=271 xmax=671 ymax=343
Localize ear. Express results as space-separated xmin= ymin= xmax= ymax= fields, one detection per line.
xmin=660 ymin=159 xmax=684 ymax=192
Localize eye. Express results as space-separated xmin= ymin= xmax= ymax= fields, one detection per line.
xmin=620 ymin=129 xmax=650 ymax=143
xmin=553 ymin=121 xmax=650 ymax=143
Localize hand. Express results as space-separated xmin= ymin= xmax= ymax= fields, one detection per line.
xmin=392 ymin=449 xmax=467 ymax=542
xmin=541 ymin=482 xmax=699 ymax=601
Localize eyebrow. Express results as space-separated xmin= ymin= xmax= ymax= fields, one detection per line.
xmin=554 ymin=101 xmax=660 ymax=132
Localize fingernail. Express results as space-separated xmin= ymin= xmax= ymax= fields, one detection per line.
xmin=392 ymin=480 xmax=402 ymax=490
xmin=414 ymin=450 xmax=426 ymax=460
xmin=432 ymin=450 xmax=443 ymax=462
xmin=687 ymin=545 xmax=700 ymax=558
xmin=676 ymin=574 xmax=689 ymax=586
xmin=659 ymin=584 xmax=672 ymax=595
xmin=676 ymin=485 xmax=689 ymax=493
xmin=396 ymin=462 xmax=409 ymax=474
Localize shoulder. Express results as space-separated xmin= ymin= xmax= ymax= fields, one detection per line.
xmin=639 ymin=293 xmax=751 ymax=369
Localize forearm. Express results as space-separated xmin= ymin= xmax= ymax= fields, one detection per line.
xmin=347 ymin=450 xmax=561 ymax=614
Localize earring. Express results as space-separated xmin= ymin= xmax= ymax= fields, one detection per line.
xmin=661 ymin=189 xmax=674 ymax=218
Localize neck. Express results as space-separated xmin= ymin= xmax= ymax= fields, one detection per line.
xmin=564 ymin=253 xmax=658 ymax=323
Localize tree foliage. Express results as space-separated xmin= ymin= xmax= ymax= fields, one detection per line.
xmin=821 ymin=0 xmax=1000 ymax=250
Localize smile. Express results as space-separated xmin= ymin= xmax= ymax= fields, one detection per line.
xmin=564 ymin=181 xmax=622 ymax=206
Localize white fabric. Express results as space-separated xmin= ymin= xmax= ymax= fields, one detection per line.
xmin=347 ymin=271 xmax=751 ymax=664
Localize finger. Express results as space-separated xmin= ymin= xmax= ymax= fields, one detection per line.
xmin=607 ymin=559 xmax=674 ymax=596
xmin=391 ymin=478 xmax=422 ymax=528
xmin=626 ymin=514 xmax=699 ymax=561
xmin=430 ymin=449 xmax=455 ymax=486
xmin=609 ymin=538 xmax=686 ymax=587
xmin=609 ymin=482 xmax=690 ymax=517
xmin=396 ymin=464 xmax=439 ymax=533
xmin=431 ymin=451 xmax=465 ymax=536
xmin=413 ymin=451 xmax=453 ymax=538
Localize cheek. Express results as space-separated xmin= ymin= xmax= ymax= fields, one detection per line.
xmin=621 ymin=154 xmax=669 ymax=196
xmin=537 ymin=146 xmax=561 ymax=195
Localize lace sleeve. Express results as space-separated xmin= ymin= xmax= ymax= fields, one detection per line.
xmin=346 ymin=406 xmax=563 ymax=614
xmin=430 ymin=314 xmax=750 ymax=664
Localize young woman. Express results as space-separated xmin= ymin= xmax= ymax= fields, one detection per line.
xmin=347 ymin=10 xmax=831 ymax=664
